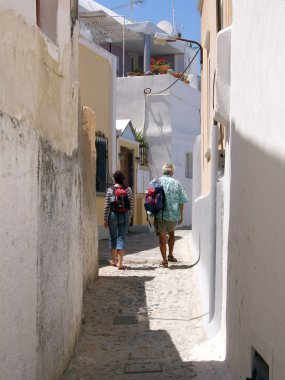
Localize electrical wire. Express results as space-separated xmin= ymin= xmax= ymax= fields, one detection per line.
xmin=143 ymin=48 xmax=199 ymax=95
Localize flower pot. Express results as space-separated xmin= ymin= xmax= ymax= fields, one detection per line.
xmin=127 ymin=72 xmax=144 ymax=76
xmin=158 ymin=66 xmax=169 ymax=74
xmin=173 ymin=72 xmax=183 ymax=79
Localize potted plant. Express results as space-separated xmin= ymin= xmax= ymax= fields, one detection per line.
xmin=168 ymin=69 xmax=192 ymax=84
xmin=150 ymin=58 xmax=171 ymax=74
xmin=127 ymin=66 xmax=144 ymax=76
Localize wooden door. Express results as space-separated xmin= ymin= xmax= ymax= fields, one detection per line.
xmin=119 ymin=147 xmax=134 ymax=188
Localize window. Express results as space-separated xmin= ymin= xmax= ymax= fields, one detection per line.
xmin=95 ymin=132 xmax=109 ymax=195
xmin=37 ymin=1 xmax=78 ymax=39
xmin=129 ymin=53 xmax=138 ymax=71
xmin=131 ymin=57 xmax=135 ymax=72
xmin=139 ymin=142 xmax=149 ymax=166
xmin=185 ymin=152 xmax=193 ymax=179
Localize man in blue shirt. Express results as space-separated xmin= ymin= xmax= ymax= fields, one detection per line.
xmin=154 ymin=163 xmax=189 ymax=268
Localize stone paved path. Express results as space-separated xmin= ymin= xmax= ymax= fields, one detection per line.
xmin=61 ymin=229 xmax=227 ymax=380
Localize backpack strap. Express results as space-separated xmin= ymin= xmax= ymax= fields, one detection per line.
xmin=156 ymin=177 xmax=164 ymax=221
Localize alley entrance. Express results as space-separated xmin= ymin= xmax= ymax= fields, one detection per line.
xmin=61 ymin=229 xmax=226 ymax=379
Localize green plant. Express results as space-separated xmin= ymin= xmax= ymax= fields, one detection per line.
xmin=134 ymin=129 xmax=148 ymax=145
xmin=134 ymin=129 xmax=149 ymax=166
xmin=150 ymin=58 xmax=170 ymax=72
xmin=133 ymin=66 xmax=143 ymax=73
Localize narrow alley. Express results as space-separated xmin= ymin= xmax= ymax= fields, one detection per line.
xmin=61 ymin=229 xmax=226 ymax=380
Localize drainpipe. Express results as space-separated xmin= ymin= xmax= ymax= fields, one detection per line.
xmin=209 ymin=121 xmax=219 ymax=322
xmin=143 ymin=34 xmax=151 ymax=73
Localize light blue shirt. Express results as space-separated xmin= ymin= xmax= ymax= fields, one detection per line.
xmin=155 ymin=175 xmax=189 ymax=221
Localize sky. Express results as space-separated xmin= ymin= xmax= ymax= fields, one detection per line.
xmin=94 ymin=0 xmax=201 ymax=43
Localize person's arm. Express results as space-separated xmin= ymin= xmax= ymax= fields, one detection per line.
xmin=179 ymin=203 xmax=184 ymax=224
xmin=177 ymin=181 xmax=189 ymax=224
xmin=127 ymin=187 xmax=134 ymax=221
xmin=103 ymin=188 xmax=111 ymax=229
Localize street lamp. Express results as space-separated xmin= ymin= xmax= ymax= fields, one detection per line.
xmin=154 ymin=32 xmax=203 ymax=68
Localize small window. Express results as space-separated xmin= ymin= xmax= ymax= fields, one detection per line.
xmin=129 ymin=53 xmax=138 ymax=72
xmin=37 ymin=0 xmax=59 ymax=44
xmin=131 ymin=57 xmax=135 ymax=72
xmin=139 ymin=142 xmax=149 ymax=166
xmin=185 ymin=152 xmax=193 ymax=179
xmin=95 ymin=132 xmax=109 ymax=195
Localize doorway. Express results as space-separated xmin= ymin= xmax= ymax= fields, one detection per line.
xmin=119 ymin=147 xmax=134 ymax=226
xmin=119 ymin=147 xmax=134 ymax=189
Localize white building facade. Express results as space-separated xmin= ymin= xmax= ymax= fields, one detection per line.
xmin=117 ymin=74 xmax=200 ymax=227
xmin=223 ymin=2 xmax=285 ymax=379
xmin=195 ymin=0 xmax=285 ymax=379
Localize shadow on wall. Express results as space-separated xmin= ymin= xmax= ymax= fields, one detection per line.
xmin=144 ymin=95 xmax=172 ymax=171
xmin=145 ymin=95 xmax=166 ymax=130
xmin=226 ymin=124 xmax=285 ymax=377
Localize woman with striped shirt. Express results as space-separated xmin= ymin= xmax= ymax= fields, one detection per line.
xmin=103 ymin=170 xmax=133 ymax=269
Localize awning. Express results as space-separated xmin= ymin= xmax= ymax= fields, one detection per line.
xmin=79 ymin=10 xmax=142 ymax=44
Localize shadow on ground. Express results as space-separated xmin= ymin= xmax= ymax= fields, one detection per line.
xmin=99 ymin=230 xmax=187 ymax=269
xmin=61 ymin=275 xmax=226 ymax=380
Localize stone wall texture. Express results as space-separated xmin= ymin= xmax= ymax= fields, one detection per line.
xmin=0 ymin=5 xmax=98 ymax=380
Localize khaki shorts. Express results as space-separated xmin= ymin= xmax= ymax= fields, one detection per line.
xmin=153 ymin=218 xmax=177 ymax=233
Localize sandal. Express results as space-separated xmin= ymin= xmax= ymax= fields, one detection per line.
xmin=159 ymin=261 xmax=168 ymax=268
xmin=117 ymin=265 xmax=126 ymax=270
xmin=167 ymin=255 xmax=177 ymax=262
xmin=108 ymin=260 xmax=117 ymax=267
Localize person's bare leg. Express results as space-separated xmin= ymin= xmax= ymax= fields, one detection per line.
xmin=109 ymin=248 xmax=117 ymax=266
xmin=168 ymin=231 xmax=175 ymax=257
xmin=159 ymin=231 xmax=167 ymax=263
xmin=167 ymin=231 xmax=177 ymax=261
xmin=117 ymin=249 xmax=125 ymax=269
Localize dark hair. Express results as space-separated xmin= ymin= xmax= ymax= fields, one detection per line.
xmin=113 ymin=170 xmax=125 ymax=185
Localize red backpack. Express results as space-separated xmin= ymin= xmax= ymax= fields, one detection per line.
xmin=110 ymin=186 xmax=130 ymax=213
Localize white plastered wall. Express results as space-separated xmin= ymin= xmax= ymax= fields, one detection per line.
xmin=226 ymin=1 xmax=285 ymax=378
xmin=116 ymin=75 xmax=200 ymax=226
xmin=0 ymin=4 xmax=97 ymax=380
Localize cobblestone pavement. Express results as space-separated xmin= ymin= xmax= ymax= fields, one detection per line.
xmin=61 ymin=228 xmax=227 ymax=380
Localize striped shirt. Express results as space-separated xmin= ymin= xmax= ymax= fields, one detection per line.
xmin=103 ymin=185 xmax=134 ymax=221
